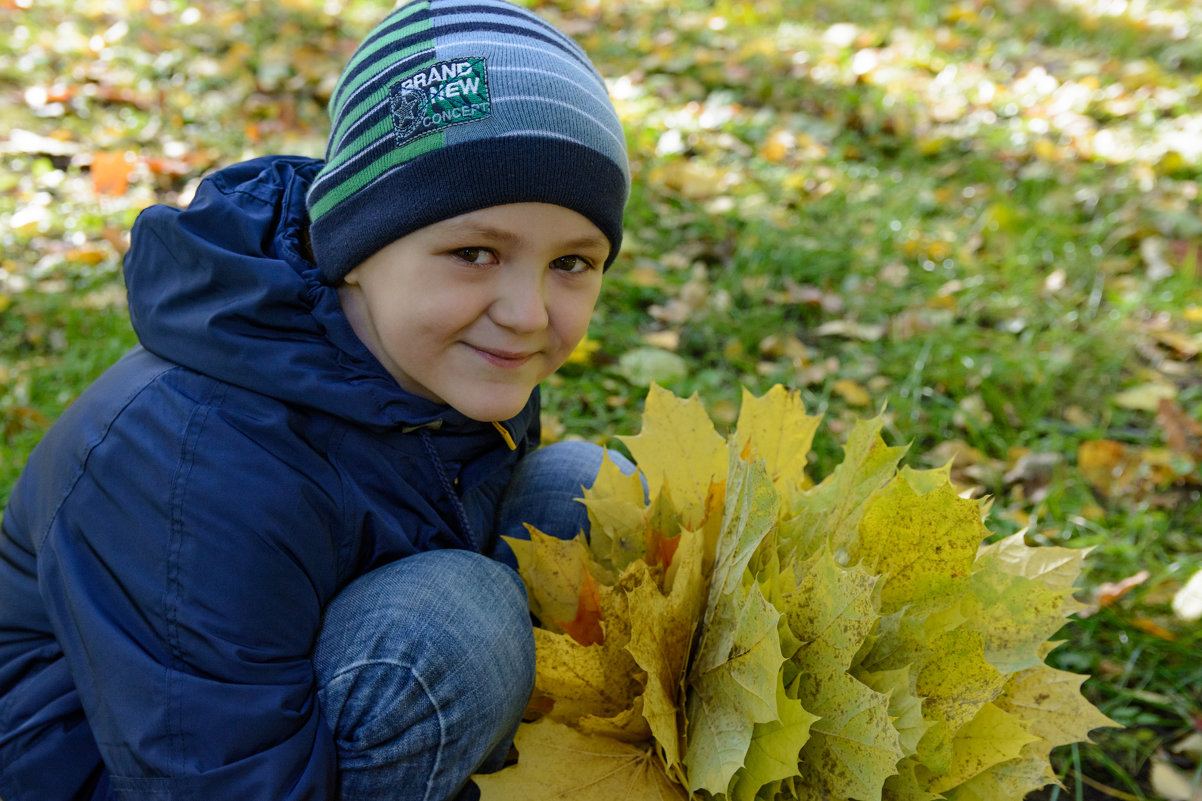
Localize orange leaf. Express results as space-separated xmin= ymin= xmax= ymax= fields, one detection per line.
xmin=1131 ymin=617 xmax=1177 ymax=641
xmin=643 ymin=480 xmax=682 ymax=573
xmin=144 ymin=156 xmax=193 ymax=178
xmin=522 ymin=694 xmax=555 ymax=721
xmin=1096 ymin=570 xmax=1150 ymax=608
xmin=91 ymin=151 xmax=133 ymax=196
xmin=653 ymin=529 xmax=682 ymax=574
xmin=47 ymin=84 xmax=75 ymax=103
xmin=555 ymin=567 xmax=604 ymax=646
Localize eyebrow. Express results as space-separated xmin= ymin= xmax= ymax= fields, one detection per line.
xmin=439 ymin=221 xmax=609 ymax=254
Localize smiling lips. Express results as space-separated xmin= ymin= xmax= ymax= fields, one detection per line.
xmin=469 ymin=344 xmax=537 ymax=368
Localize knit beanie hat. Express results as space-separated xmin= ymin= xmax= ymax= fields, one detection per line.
xmin=306 ymin=0 xmax=631 ymax=284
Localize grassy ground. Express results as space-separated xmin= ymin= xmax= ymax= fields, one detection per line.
xmin=2 ymin=0 xmax=1201 ymax=797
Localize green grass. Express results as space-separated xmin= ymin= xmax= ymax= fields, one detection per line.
xmin=3 ymin=0 xmax=1202 ymax=797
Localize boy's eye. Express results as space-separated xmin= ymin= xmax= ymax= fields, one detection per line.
xmin=452 ymin=247 xmax=496 ymax=265
xmin=551 ymin=255 xmax=594 ymax=274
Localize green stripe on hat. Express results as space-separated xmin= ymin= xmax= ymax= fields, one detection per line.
xmin=328 ymin=55 xmax=437 ymax=154
xmin=321 ymin=117 xmax=393 ymax=177
xmin=309 ymin=131 xmax=444 ymax=223
xmin=330 ymin=6 xmax=433 ymax=117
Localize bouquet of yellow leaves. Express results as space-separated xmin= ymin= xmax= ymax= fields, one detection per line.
xmin=475 ymin=384 xmax=1117 ymax=801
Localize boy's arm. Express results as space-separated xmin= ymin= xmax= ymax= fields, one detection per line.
xmin=39 ymin=381 xmax=344 ymax=797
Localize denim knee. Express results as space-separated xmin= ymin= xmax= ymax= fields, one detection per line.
xmin=313 ymin=550 xmax=534 ymax=800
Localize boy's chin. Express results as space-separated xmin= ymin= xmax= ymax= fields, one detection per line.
xmin=447 ymin=386 xmax=535 ymax=424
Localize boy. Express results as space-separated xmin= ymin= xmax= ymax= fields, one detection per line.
xmin=0 ymin=1 xmax=631 ymax=798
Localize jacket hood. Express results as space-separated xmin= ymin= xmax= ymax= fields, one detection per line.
xmin=123 ymin=155 xmax=537 ymax=437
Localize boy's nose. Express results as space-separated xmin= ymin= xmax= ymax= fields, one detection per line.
xmin=490 ymin=269 xmax=549 ymax=333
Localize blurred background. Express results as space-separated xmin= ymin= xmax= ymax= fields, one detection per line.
xmin=1 ymin=0 xmax=1200 ymax=797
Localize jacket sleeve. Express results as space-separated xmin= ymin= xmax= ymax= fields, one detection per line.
xmin=37 ymin=372 xmax=345 ymax=799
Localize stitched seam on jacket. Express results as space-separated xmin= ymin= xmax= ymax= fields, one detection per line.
xmin=327 ymin=425 xmax=356 ymax=587
xmin=31 ymin=355 xmax=175 ymax=552
xmin=164 ymin=380 xmax=228 ymax=799
xmin=211 ymin=168 xmax=282 ymax=205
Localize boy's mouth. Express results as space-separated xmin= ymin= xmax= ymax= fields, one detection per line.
xmin=468 ymin=344 xmax=537 ymax=368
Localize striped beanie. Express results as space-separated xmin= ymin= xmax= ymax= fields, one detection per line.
xmin=306 ymin=0 xmax=631 ymax=284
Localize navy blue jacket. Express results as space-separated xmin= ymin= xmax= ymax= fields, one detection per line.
xmin=0 ymin=156 xmax=538 ymax=799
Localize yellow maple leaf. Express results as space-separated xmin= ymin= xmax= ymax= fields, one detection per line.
xmin=926 ymin=702 xmax=1040 ymax=793
xmin=618 ymin=383 xmax=727 ymax=530
xmin=681 ymin=455 xmax=784 ymax=794
xmin=581 ymin=450 xmax=649 ymax=574
xmin=556 ymin=568 xmax=604 ymax=646
xmin=977 ymin=532 xmax=1090 ymax=591
xmin=684 ymin=578 xmax=782 ymax=795
xmin=574 ymin=694 xmax=654 ymax=744
xmin=532 ymin=579 xmax=642 ymax=726
xmin=624 ymin=529 xmax=708 ymax=782
xmin=884 ymin=761 xmax=945 ymax=801
xmin=966 ymin=551 xmax=1082 ymax=674
xmin=781 ymin=545 xmax=880 ymax=673
xmin=794 ymin=665 xmax=904 ymax=801
xmin=857 ymin=665 xmax=933 ymax=755
xmin=993 ymin=663 xmax=1120 ymax=748
xmin=506 ymin=528 xmax=602 ymax=634
xmin=733 ymin=385 xmax=821 ymax=492
xmin=941 ymin=738 xmax=1058 ymax=801
xmin=706 ymin=450 xmax=780 ymax=612
xmin=851 ymin=477 xmax=988 ymax=615
xmin=727 ymin=675 xmax=820 ymax=801
xmin=781 ymin=414 xmax=907 ymax=559
xmin=474 ymin=719 xmax=687 ymax=801
xmin=914 ymin=628 xmax=1009 ymax=774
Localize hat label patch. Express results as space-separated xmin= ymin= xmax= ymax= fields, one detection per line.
xmin=390 ymin=57 xmax=491 ymax=147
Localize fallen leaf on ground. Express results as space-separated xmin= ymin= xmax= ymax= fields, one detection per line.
xmin=1131 ymin=618 xmax=1178 ymax=641
xmin=833 ymin=378 xmax=872 ymax=407
xmin=1004 ymin=451 xmax=1061 ymax=502
xmin=91 ymin=151 xmax=134 ymax=196
xmin=1077 ymin=440 xmax=1132 ymax=497
xmin=815 ymin=320 xmax=886 ymax=341
xmin=1113 ymin=382 xmax=1177 ymax=412
xmin=1150 ymin=751 xmax=1202 ymax=801
xmin=617 ymin=347 xmax=688 ymax=387
xmin=1171 ymin=732 xmax=1202 ymax=760
xmin=1096 ymin=570 xmax=1151 ymax=609
xmin=1158 ymin=399 xmax=1202 ymax=458
xmin=1172 ymin=569 xmax=1202 ymax=623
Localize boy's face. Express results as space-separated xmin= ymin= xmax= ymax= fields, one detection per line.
xmin=338 ymin=203 xmax=609 ymax=422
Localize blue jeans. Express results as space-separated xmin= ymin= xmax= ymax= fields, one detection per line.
xmin=311 ymin=441 xmax=634 ymax=801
